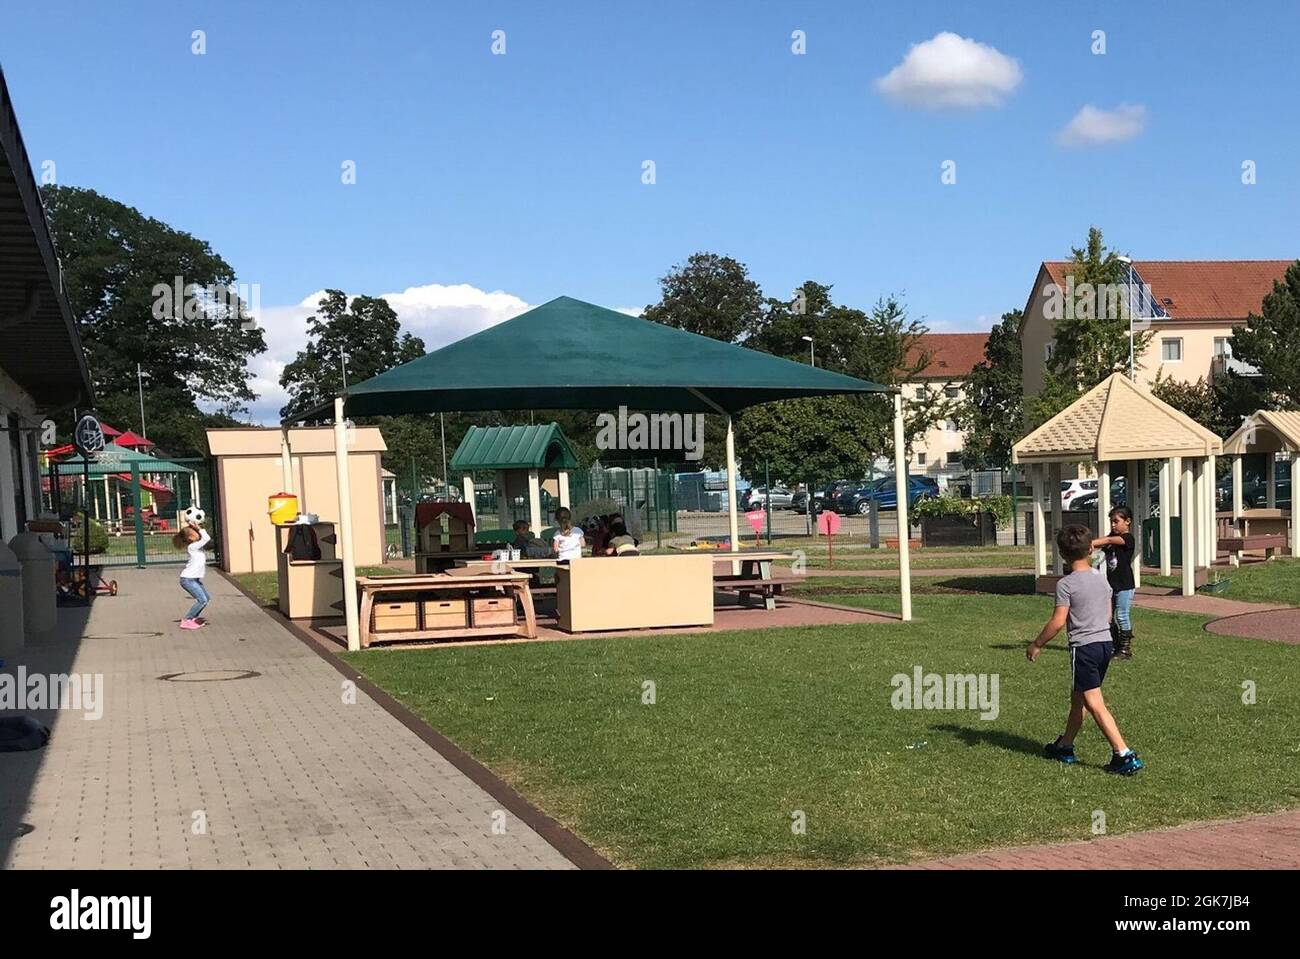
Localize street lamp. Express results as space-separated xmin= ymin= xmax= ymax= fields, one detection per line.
xmin=1117 ymin=255 xmax=1135 ymax=380
xmin=801 ymin=335 xmax=815 ymax=367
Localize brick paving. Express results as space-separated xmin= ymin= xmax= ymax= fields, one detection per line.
xmin=0 ymin=567 xmax=575 ymax=869
xmin=896 ymin=809 xmax=1300 ymax=869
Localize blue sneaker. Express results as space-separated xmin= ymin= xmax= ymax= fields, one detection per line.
xmin=1104 ymin=751 xmax=1144 ymax=776
xmin=1044 ymin=737 xmax=1077 ymax=764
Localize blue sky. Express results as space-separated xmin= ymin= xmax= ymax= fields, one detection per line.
xmin=4 ymin=0 xmax=1298 ymax=420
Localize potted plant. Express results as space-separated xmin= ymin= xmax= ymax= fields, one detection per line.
xmin=912 ymin=494 xmax=1011 ymax=547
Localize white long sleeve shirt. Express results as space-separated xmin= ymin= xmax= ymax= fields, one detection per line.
xmin=181 ymin=528 xmax=211 ymax=579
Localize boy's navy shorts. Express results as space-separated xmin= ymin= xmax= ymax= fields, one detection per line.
xmin=1070 ymin=641 xmax=1113 ymax=692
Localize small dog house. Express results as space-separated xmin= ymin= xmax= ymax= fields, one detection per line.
xmin=450 ymin=423 xmax=579 ymax=535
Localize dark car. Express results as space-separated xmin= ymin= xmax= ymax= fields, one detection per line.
xmin=838 ymin=476 xmax=939 ymax=514
xmin=809 ymin=479 xmax=857 ymax=513
xmin=1215 ymin=471 xmax=1291 ymax=510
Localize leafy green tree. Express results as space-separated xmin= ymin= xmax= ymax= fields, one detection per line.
xmin=1149 ymin=374 xmax=1237 ymax=438
xmin=1031 ymin=227 xmax=1153 ymax=422
xmin=959 ymin=310 xmax=1022 ymax=469
xmin=41 ymin=184 xmax=266 ymax=424
xmin=1230 ymin=260 xmax=1300 ymax=409
xmin=642 ymin=252 xmax=766 ymax=342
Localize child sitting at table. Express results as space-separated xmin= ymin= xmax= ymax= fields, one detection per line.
xmin=551 ymin=507 xmax=585 ymax=561
xmin=602 ymin=518 xmax=640 ymax=556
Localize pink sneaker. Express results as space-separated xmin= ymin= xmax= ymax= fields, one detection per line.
xmin=179 ymin=618 xmax=202 ymax=630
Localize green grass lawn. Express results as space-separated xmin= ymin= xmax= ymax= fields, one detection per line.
xmin=1144 ymin=558 xmax=1300 ymax=606
xmin=232 ymin=564 xmax=400 ymax=606
xmin=341 ymin=589 xmax=1300 ymax=869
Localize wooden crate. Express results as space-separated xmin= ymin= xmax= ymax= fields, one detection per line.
xmin=373 ymin=601 xmax=418 ymax=631
xmin=472 ymin=596 xmax=515 ymax=627
xmin=421 ymin=597 xmax=469 ymax=629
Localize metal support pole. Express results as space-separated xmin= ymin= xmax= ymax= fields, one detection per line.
xmin=892 ymin=393 xmax=912 ymax=621
xmin=335 ymin=397 xmax=360 ymax=651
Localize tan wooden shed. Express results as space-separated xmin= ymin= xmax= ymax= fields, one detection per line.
xmin=206 ymin=426 xmax=388 ymax=574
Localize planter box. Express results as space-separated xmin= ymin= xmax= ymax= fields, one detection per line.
xmin=920 ymin=512 xmax=998 ymax=548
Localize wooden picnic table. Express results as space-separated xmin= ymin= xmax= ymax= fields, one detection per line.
xmin=355 ymin=572 xmax=536 ymax=648
xmin=709 ymin=550 xmax=795 ymax=610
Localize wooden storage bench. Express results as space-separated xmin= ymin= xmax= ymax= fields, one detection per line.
xmin=356 ymin=574 xmax=536 ymax=648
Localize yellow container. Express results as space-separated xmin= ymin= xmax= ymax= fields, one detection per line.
xmin=268 ymin=492 xmax=299 ymax=525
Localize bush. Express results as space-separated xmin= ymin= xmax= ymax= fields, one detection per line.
xmin=69 ymin=517 xmax=109 ymax=554
xmin=912 ymin=494 xmax=1014 ymax=529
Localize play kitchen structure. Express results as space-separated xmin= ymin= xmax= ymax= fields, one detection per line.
xmin=450 ymin=423 xmax=578 ymax=535
xmin=412 ymin=502 xmax=482 ymax=573
xmin=275 ymin=515 xmax=345 ymax=619
xmin=355 ymin=570 xmax=537 ymax=648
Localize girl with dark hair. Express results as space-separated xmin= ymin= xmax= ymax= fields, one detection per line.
xmin=1092 ymin=505 xmax=1136 ymax=659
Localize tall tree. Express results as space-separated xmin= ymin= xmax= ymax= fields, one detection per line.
xmin=959 ymin=310 xmax=1023 ymax=469
xmin=1230 ymin=260 xmax=1300 ymax=409
xmin=1149 ymin=374 xmax=1238 ymax=438
xmin=1030 ymin=226 xmax=1153 ymax=423
xmin=40 ymin=184 xmax=266 ymax=439
xmin=642 ymin=252 xmax=766 ymax=342
xmin=279 ymin=291 xmax=425 ymax=420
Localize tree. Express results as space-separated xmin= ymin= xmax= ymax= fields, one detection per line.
xmin=1230 ymin=260 xmax=1300 ymax=409
xmin=959 ymin=310 xmax=1022 ymax=469
xmin=41 ymin=184 xmax=266 ymax=428
xmin=279 ymin=291 xmax=425 ymax=420
xmin=642 ymin=252 xmax=766 ymax=342
xmin=1149 ymin=374 xmax=1237 ymax=438
xmin=1031 ymin=227 xmax=1153 ymax=423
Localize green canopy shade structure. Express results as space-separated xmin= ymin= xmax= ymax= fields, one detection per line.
xmin=44 ymin=442 xmax=193 ymax=477
xmin=310 ymin=296 xmax=888 ymax=418
xmin=288 ymin=296 xmax=910 ymax=650
xmin=449 ymin=423 xmax=580 ymax=472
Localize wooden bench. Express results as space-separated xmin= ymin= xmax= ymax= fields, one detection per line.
xmin=1219 ymin=534 xmax=1289 ymax=559
xmin=711 ymin=551 xmax=794 ymax=611
xmin=356 ymin=573 xmax=536 ymax=649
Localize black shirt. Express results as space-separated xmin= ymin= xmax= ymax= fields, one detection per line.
xmin=1104 ymin=532 xmax=1136 ymax=592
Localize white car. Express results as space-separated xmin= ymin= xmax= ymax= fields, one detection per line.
xmin=1060 ymin=478 xmax=1097 ymax=509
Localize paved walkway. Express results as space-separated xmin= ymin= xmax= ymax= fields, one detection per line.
xmin=897 ymin=809 xmax=1300 ymax=869
xmin=0 ymin=567 xmax=576 ymax=869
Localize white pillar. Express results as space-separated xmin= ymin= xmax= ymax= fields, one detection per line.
xmin=1050 ymin=463 xmax=1064 ymax=576
xmin=893 ymin=393 xmax=912 ymax=622
xmin=1032 ymin=464 xmax=1047 ymax=577
xmin=1127 ymin=460 xmax=1141 ymax=588
xmin=1292 ymin=454 xmax=1300 ymax=558
xmin=1159 ymin=459 xmax=1172 ymax=576
xmin=1181 ymin=460 xmax=1196 ymax=597
xmin=334 ymin=397 xmax=360 ymax=652
xmin=280 ymin=428 xmax=294 ymax=495
xmin=1232 ymin=456 xmax=1243 ymax=520
xmin=527 ymin=468 xmax=543 ymax=532
xmin=725 ymin=415 xmax=740 ymax=575
xmin=1193 ymin=458 xmax=1205 ymax=569
xmin=1206 ymin=453 xmax=1217 ymax=567
xmin=461 ymin=475 xmax=477 ymax=525
xmin=1098 ymin=461 xmax=1111 ymax=536
xmin=1170 ymin=456 xmax=1182 ymax=517
xmin=1266 ymin=452 xmax=1277 ymax=508
xmin=558 ymin=471 xmax=570 ymax=509
xmin=495 ymin=470 xmax=510 ymax=530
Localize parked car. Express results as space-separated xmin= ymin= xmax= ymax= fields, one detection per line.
xmin=1215 ymin=471 xmax=1292 ymax=510
xmin=838 ymin=476 xmax=939 ymax=514
xmin=1059 ymin=478 xmax=1097 ymax=509
xmin=812 ymin=479 xmax=857 ymax=513
xmin=741 ymin=485 xmax=795 ymax=510
xmin=791 ymin=489 xmax=810 ymax=513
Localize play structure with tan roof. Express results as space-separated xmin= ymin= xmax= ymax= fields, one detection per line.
xmin=1013 ymin=373 xmax=1226 ymax=596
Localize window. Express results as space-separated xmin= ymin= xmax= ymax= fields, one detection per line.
xmin=1214 ymin=337 xmax=1231 ymax=358
xmin=1161 ymin=338 xmax=1183 ymax=363
xmin=1044 ymin=341 xmax=1055 ymax=362
xmin=916 ymin=452 xmax=927 ymax=466
xmin=944 ymin=386 xmax=960 ymax=399
xmin=946 ymin=451 xmax=962 ymax=465
xmin=944 ymin=419 xmax=958 ymax=432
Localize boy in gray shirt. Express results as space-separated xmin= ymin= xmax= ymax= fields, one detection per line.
xmin=1026 ymin=524 xmax=1144 ymax=775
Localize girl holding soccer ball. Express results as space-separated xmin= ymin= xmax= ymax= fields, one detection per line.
xmin=172 ymin=511 xmax=211 ymax=630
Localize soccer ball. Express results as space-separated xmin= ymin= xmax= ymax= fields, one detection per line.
xmin=181 ymin=506 xmax=206 ymax=526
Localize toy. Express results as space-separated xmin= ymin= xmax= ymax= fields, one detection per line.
xmin=181 ymin=506 xmax=206 ymax=526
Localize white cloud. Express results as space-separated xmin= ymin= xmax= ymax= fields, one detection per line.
xmin=876 ymin=32 xmax=1023 ymax=109
xmin=615 ymin=306 xmax=643 ymax=317
xmin=1057 ymin=103 xmax=1146 ymax=147
xmin=237 ymin=283 xmax=530 ymax=424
